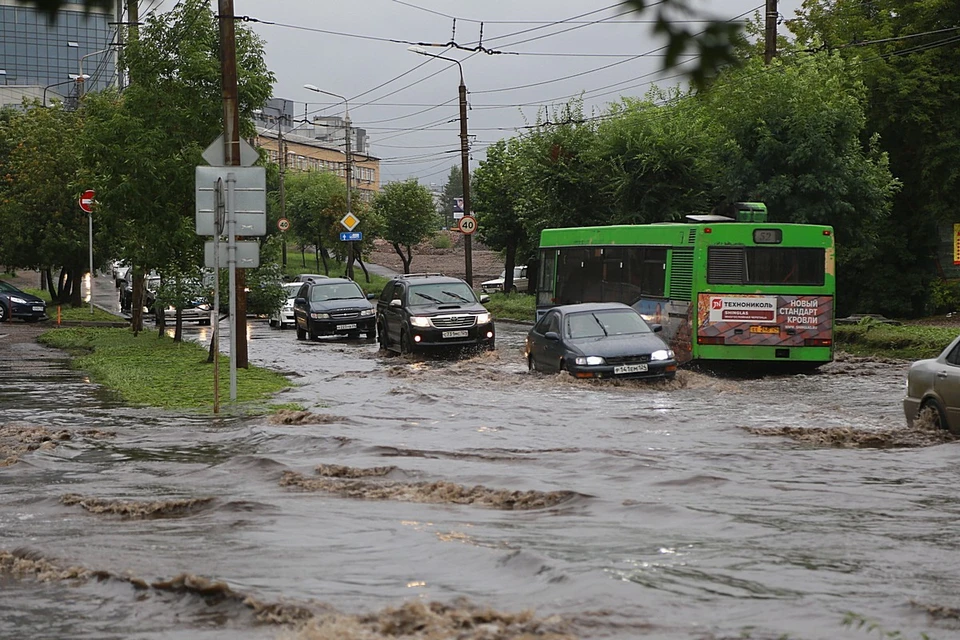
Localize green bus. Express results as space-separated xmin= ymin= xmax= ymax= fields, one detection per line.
xmin=535 ymin=203 xmax=835 ymax=367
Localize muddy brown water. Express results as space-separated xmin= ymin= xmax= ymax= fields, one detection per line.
xmin=2 ymin=320 xmax=960 ymax=639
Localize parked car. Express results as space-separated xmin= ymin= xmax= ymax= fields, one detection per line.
xmin=120 ymin=274 xmax=159 ymax=313
xmin=903 ymin=334 xmax=960 ymax=433
xmin=270 ymin=282 xmax=304 ymax=328
xmin=525 ymin=302 xmax=677 ymax=380
xmin=293 ymin=278 xmax=376 ymax=340
xmin=481 ymin=265 xmax=529 ymax=294
xmin=0 ymin=280 xmax=46 ymax=323
xmin=376 ymin=273 xmax=495 ymax=354
xmin=294 ymin=273 xmax=329 ymax=283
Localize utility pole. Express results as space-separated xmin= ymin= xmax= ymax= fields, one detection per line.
xmin=218 ymin=0 xmax=248 ymax=368
xmin=344 ymin=111 xmax=354 ymax=281
xmin=458 ymin=75 xmax=472 ymax=287
xmin=279 ymin=121 xmax=287 ymax=267
xmin=764 ymin=0 xmax=778 ymax=65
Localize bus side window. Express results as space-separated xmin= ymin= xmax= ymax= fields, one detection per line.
xmin=642 ymin=248 xmax=667 ymax=297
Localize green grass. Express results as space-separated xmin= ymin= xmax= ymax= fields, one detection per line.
xmin=283 ymin=254 xmax=391 ymax=296
xmin=22 ymin=287 xmax=120 ymax=323
xmin=835 ymin=323 xmax=959 ymax=360
xmin=483 ymin=292 xmax=536 ymax=323
xmin=38 ymin=327 xmax=290 ymax=411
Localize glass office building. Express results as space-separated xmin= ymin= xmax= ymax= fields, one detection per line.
xmin=0 ymin=0 xmax=119 ymax=106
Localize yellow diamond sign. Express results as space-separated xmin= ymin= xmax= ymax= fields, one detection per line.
xmin=340 ymin=212 xmax=360 ymax=231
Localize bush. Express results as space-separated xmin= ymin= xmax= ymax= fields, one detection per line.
xmin=927 ymin=279 xmax=960 ymax=315
xmin=430 ymin=234 xmax=453 ymax=250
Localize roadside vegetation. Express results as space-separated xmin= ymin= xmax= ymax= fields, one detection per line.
xmin=282 ymin=255 xmax=391 ymax=295
xmin=835 ymin=323 xmax=958 ymax=361
xmin=37 ymin=327 xmax=289 ymax=411
xmin=483 ymin=293 xmax=536 ymax=324
xmin=21 ymin=286 xmax=119 ymax=323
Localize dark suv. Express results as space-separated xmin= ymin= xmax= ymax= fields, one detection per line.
xmin=376 ymin=273 xmax=495 ymax=354
xmin=293 ymin=277 xmax=376 ymax=340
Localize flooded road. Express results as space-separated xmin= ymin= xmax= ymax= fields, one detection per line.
xmin=2 ymin=320 xmax=960 ymax=639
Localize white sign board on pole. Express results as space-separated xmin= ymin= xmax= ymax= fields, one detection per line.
xmin=205 ymin=240 xmax=260 ymax=269
xmin=202 ymin=134 xmax=260 ymax=167
xmin=195 ymin=166 xmax=266 ymax=236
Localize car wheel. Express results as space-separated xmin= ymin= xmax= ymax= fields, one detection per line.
xmin=269 ymin=319 xmax=278 ymax=328
xmin=400 ymin=329 xmax=415 ymax=355
xmin=919 ymin=399 xmax=949 ymax=431
xmin=0 ymin=303 xmax=8 ymax=323
xmin=510 ymin=285 xmax=518 ymax=293
xmin=378 ymin=323 xmax=390 ymax=350
xmin=296 ymin=324 xmax=306 ymax=340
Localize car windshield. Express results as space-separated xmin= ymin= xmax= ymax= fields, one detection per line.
xmin=408 ymin=283 xmax=476 ymax=306
xmin=310 ymin=283 xmax=364 ymax=302
xmin=0 ymin=281 xmax=23 ymax=293
xmin=565 ymin=310 xmax=651 ymax=339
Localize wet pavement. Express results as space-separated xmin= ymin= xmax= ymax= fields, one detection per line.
xmin=2 ymin=298 xmax=960 ymax=639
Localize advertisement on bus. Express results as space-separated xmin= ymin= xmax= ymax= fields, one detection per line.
xmin=696 ymin=294 xmax=833 ymax=346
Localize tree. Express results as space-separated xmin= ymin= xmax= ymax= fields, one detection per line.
xmin=787 ymin=0 xmax=960 ymax=315
xmin=437 ymin=165 xmax=462 ymax=229
xmin=373 ymin=180 xmax=439 ymax=274
xmin=0 ymin=103 xmax=94 ymax=306
xmin=473 ymin=139 xmax=532 ymax=294
xmin=283 ymin=170 xmax=347 ymax=274
xmin=78 ymin=0 xmax=273 ymax=334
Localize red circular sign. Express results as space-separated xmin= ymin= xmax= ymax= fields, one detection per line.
xmin=277 ymin=217 xmax=290 ymax=232
xmin=79 ymin=189 xmax=96 ymax=213
xmin=457 ymin=215 xmax=477 ymax=235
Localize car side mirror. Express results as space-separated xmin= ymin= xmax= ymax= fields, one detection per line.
xmin=544 ymin=331 xmax=560 ymax=341
xmin=390 ymin=299 xmax=402 ymax=307
xmin=651 ymin=323 xmax=663 ymax=333
xmin=479 ymin=294 xmax=490 ymax=303
xmin=294 ymin=297 xmax=306 ymax=305
xmin=366 ymin=292 xmax=376 ymax=299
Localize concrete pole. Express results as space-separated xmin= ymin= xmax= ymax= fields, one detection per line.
xmin=279 ymin=124 xmax=287 ymax=267
xmin=344 ymin=108 xmax=354 ymax=280
xmin=458 ymin=77 xmax=472 ymax=287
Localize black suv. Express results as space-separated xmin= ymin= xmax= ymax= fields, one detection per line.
xmin=293 ymin=277 xmax=376 ymax=340
xmin=376 ymin=273 xmax=495 ymax=354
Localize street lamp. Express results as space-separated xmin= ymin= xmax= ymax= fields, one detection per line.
xmin=303 ymin=84 xmax=356 ymax=280
xmin=43 ymin=78 xmax=78 ymax=106
xmin=407 ymin=45 xmax=473 ymax=287
xmin=254 ymin=105 xmax=290 ymax=266
xmin=77 ymin=47 xmax=115 ymax=97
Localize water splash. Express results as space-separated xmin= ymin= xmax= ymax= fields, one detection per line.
xmin=60 ymin=494 xmax=215 ymax=518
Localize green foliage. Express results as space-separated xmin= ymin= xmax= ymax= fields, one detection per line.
xmin=835 ymin=324 xmax=958 ymax=360
xmin=283 ymin=257 xmax=391 ymax=296
xmin=37 ymin=327 xmax=289 ymax=410
xmin=482 ymin=292 xmax=536 ymax=324
xmin=927 ymin=279 xmax=960 ymax=315
xmin=430 ymin=234 xmax=453 ymax=250
xmin=373 ymin=180 xmax=439 ymax=272
xmin=438 ymin=165 xmax=463 ymax=227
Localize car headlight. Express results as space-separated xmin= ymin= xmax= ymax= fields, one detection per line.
xmin=9 ymin=296 xmax=28 ymax=304
xmin=575 ymin=356 xmax=606 ymax=366
xmin=475 ymin=312 xmax=492 ymax=324
xmin=651 ymin=349 xmax=674 ymax=361
xmin=310 ymin=312 xmax=330 ymax=319
xmin=360 ymin=308 xmax=376 ymax=317
xmin=410 ymin=316 xmax=432 ymax=328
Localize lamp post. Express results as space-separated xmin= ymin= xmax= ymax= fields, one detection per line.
xmin=43 ymin=79 xmax=78 ymax=106
xmin=254 ymin=105 xmax=290 ymax=267
xmin=77 ymin=47 xmax=115 ymax=97
xmin=304 ymin=84 xmax=355 ymax=280
xmin=407 ymin=46 xmax=473 ymax=286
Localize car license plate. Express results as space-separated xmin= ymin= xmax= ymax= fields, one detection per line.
xmin=336 ymin=323 xmax=357 ymax=330
xmin=614 ymin=363 xmax=648 ymax=374
xmin=32 ymin=306 xmax=44 ymax=311
xmin=442 ymin=330 xmax=469 ymax=339
xmin=749 ymin=325 xmax=780 ymax=334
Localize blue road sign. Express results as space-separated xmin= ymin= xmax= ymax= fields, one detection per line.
xmin=339 ymin=231 xmax=363 ymax=242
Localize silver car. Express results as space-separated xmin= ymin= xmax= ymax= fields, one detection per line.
xmin=903 ymin=334 xmax=960 ymax=432
xmin=270 ymin=282 xmax=303 ymax=328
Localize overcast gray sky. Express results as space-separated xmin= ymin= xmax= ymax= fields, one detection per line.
xmin=152 ymin=1 xmax=804 ymax=187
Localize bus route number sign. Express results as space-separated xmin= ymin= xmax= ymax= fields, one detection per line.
xmin=458 ymin=215 xmax=477 ymax=235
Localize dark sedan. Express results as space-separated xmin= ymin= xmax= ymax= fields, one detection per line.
xmin=0 ymin=280 xmax=47 ymax=323
xmin=526 ymin=302 xmax=677 ymax=380
xmin=293 ymin=278 xmax=376 ymax=340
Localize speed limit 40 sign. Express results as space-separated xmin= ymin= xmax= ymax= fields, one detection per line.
xmin=457 ymin=215 xmax=477 ymax=235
